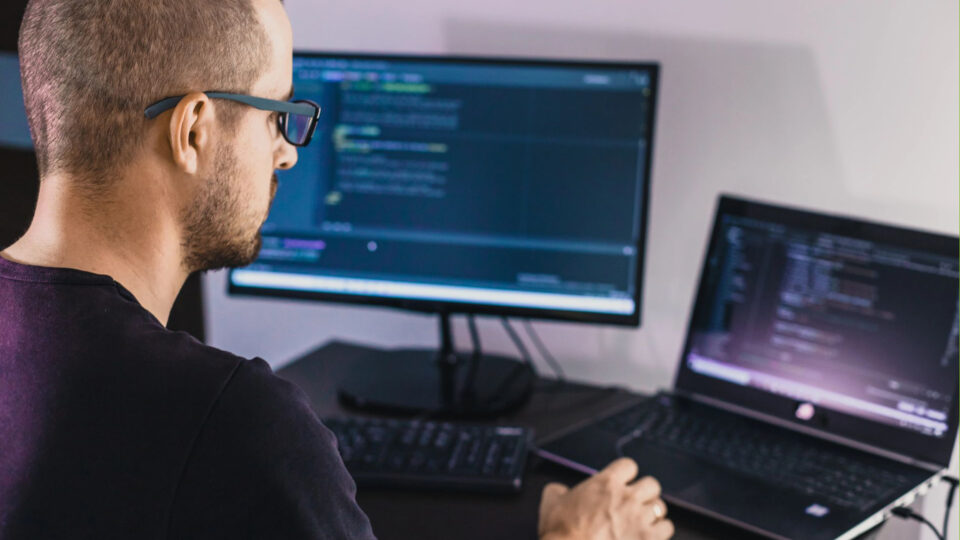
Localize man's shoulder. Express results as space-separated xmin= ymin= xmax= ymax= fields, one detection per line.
xmin=152 ymin=329 xmax=247 ymax=366
xmin=166 ymin=341 xmax=379 ymax=539
xmin=100 ymin=324 xmax=287 ymax=430
xmin=134 ymin=329 xmax=317 ymax=447
xmin=143 ymin=329 xmax=298 ymax=411
xmin=197 ymin=346 xmax=317 ymax=441
xmin=118 ymin=323 xmax=250 ymax=382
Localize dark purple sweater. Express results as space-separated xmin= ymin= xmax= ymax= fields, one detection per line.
xmin=0 ymin=257 xmax=375 ymax=539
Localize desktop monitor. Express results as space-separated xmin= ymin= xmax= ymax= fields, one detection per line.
xmin=0 ymin=51 xmax=40 ymax=249
xmin=0 ymin=52 xmax=31 ymax=152
xmin=229 ymin=52 xmax=660 ymax=416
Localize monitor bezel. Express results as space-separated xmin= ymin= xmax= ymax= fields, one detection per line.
xmin=674 ymin=194 xmax=960 ymax=467
xmin=228 ymin=50 xmax=660 ymax=327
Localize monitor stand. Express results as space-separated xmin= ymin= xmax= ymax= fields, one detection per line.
xmin=337 ymin=313 xmax=535 ymax=418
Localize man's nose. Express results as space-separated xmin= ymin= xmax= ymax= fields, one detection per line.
xmin=276 ymin=142 xmax=298 ymax=170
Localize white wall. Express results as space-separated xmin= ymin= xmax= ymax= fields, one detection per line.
xmin=205 ymin=1 xmax=959 ymax=538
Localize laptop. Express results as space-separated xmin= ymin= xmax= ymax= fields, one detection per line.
xmin=537 ymin=195 xmax=959 ymax=540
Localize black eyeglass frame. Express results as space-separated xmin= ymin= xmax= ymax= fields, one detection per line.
xmin=144 ymin=92 xmax=321 ymax=147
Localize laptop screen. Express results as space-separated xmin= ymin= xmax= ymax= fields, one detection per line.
xmin=676 ymin=195 xmax=959 ymax=466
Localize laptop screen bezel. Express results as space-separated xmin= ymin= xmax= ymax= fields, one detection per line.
xmin=674 ymin=194 xmax=959 ymax=467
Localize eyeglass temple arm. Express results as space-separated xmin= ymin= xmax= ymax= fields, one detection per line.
xmin=144 ymin=96 xmax=185 ymax=119
xmin=144 ymin=93 xmax=318 ymax=120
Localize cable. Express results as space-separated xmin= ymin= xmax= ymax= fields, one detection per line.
xmin=460 ymin=314 xmax=483 ymax=405
xmin=505 ymin=318 xmax=624 ymax=400
xmin=519 ymin=319 xmax=625 ymax=395
xmin=500 ymin=317 xmax=535 ymax=371
xmin=889 ymin=475 xmax=959 ymax=540
xmin=451 ymin=316 xmax=535 ymax=411
xmin=522 ymin=319 xmax=566 ymax=382
xmin=941 ymin=475 xmax=958 ymax=540
xmin=466 ymin=314 xmax=483 ymax=359
xmin=891 ymin=507 xmax=943 ymax=540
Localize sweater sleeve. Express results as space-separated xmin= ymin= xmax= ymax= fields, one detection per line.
xmin=167 ymin=358 xmax=376 ymax=540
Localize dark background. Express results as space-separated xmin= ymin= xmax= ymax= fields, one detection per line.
xmin=0 ymin=2 xmax=205 ymax=341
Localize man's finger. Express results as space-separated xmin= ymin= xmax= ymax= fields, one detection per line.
xmin=541 ymin=482 xmax=569 ymax=507
xmin=539 ymin=481 xmax=570 ymax=535
xmin=625 ymin=475 xmax=662 ymax=504
xmin=650 ymin=518 xmax=675 ymax=540
xmin=598 ymin=457 xmax=639 ymax=485
xmin=628 ymin=498 xmax=667 ymax=525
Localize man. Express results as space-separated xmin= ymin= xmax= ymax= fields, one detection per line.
xmin=0 ymin=0 xmax=674 ymax=538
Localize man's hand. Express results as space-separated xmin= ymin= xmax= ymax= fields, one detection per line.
xmin=538 ymin=458 xmax=674 ymax=540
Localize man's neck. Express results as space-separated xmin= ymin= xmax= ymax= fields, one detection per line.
xmin=1 ymin=172 xmax=187 ymax=326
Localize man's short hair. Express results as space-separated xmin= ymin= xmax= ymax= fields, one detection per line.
xmin=18 ymin=0 xmax=272 ymax=185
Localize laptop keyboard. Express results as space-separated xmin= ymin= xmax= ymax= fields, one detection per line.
xmin=599 ymin=396 xmax=915 ymax=510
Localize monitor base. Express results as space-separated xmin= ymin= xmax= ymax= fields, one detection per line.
xmin=338 ymin=347 xmax=535 ymax=419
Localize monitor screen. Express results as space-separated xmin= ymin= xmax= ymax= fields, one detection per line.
xmin=0 ymin=51 xmax=40 ymax=249
xmin=229 ymin=53 xmax=659 ymax=325
xmin=676 ymin=196 xmax=959 ymax=464
xmin=0 ymin=52 xmax=31 ymax=150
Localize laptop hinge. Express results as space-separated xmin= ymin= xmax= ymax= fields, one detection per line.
xmin=672 ymin=389 xmax=943 ymax=473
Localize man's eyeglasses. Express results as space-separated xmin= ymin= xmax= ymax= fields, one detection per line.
xmin=144 ymin=92 xmax=321 ymax=147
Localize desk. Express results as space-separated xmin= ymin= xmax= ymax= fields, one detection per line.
xmin=277 ymin=341 xmax=896 ymax=540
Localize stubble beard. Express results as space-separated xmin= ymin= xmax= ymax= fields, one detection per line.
xmin=180 ymin=145 xmax=277 ymax=273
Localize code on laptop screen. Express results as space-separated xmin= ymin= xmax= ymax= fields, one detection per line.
xmin=685 ymin=214 xmax=959 ymax=438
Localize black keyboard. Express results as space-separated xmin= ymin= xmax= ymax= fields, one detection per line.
xmin=324 ymin=417 xmax=532 ymax=493
xmin=600 ymin=396 xmax=915 ymax=511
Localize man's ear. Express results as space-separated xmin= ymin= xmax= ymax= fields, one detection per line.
xmin=168 ymin=92 xmax=213 ymax=175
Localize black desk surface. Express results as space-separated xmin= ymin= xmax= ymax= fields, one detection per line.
xmin=277 ymin=341 xmax=893 ymax=540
